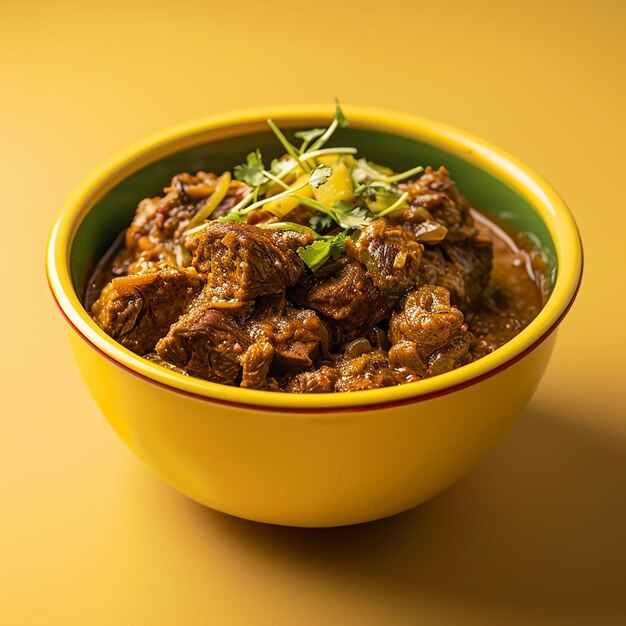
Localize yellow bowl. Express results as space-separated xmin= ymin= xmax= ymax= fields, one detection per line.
xmin=46 ymin=104 xmax=582 ymax=527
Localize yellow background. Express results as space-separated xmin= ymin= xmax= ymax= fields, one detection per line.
xmin=1 ymin=0 xmax=625 ymax=623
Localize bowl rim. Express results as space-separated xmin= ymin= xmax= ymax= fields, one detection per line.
xmin=46 ymin=103 xmax=583 ymax=411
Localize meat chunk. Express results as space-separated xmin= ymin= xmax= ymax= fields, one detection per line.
xmin=155 ymin=295 xmax=249 ymax=384
xmin=388 ymin=285 xmax=471 ymax=377
xmin=283 ymin=353 xmax=420 ymax=394
xmin=399 ymin=167 xmax=492 ymax=307
xmin=191 ymin=221 xmax=313 ymax=312
xmin=127 ymin=172 xmax=218 ymax=249
xmin=292 ymin=260 xmax=389 ymax=345
xmin=112 ymin=172 xmax=250 ymax=273
xmin=345 ymin=218 xmax=423 ymax=298
xmin=248 ymin=307 xmax=330 ymax=374
xmin=401 ymin=166 xmax=476 ymax=242
xmin=419 ymin=238 xmax=493 ymax=309
xmin=335 ymin=351 xmax=420 ymax=392
xmin=239 ymin=341 xmax=276 ymax=390
xmin=283 ymin=365 xmax=339 ymax=393
xmin=155 ymin=285 xmax=328 ymax=384
xmin=294 ymin=261 xmax=383 ymax=326
xmin=334 ymin=351 xmax=397 ymax=392
xmin=155 ymin=288 xmax=330 ymax=384
xmin=91 ymin=262 xmax=203 ymax=355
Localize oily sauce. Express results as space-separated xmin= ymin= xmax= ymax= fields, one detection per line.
xmin=468 ymin=209 xmax=548 ymax=356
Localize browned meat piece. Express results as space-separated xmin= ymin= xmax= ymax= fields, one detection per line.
xmin=91 ymin=262 xmax=203 ymax=355
xmin=239 ymin=341 xmax=276 ymax=390
xmin=112 ymin=172 xmax=250 ymax=272
xmin=292 ymin=260 xmax=389 ymax=345
xmin=283 ymin=365 xmax=339 ymax=393
xmin=118 ymin=172 xmax=216 ymax=268
xmin=345 ymin=218 xmax=423 ymax=298
xmin=389 ymin=285 xmax=470 ymax=377
xmin=401 ymin=166 xmax=476 ymax=242
xmin=253 ymin=294 xmax=288 ymax=319
xmin=427 ymin=333 xmax=473 ymax=376
xmin=292 ymin=261 xmax=376 ymax=326
xmin=419 ymin=238 xmax=493 ymax=309
xmin=389 ymin=286 xmax=465 ymax=346
xmin=399 ymin=168 xmax=493 ymax=308
xmin=283 ymin=353 xmax=420 ymax=394
xmin=156 ymin=296 xmax=249 ymax=384
xmin=334 ymin=350 xmax=420 ymax=392
xmin=191 ymin=222 xmax=313 ymax=313
xmin=248 ymin=307 xmax=330 ymax=375
xmin=156 ymin=286 xmax=327 ymax=383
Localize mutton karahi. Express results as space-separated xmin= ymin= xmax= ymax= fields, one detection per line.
xmin=88 ymin=104 xmax=547 ymax=393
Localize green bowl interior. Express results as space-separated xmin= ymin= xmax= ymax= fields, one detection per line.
xmin=71 ymin=127 xmax=557 ymax=299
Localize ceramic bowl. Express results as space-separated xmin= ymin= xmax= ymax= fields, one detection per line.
xmin=46 ymin=104 xmax=582 ymax=526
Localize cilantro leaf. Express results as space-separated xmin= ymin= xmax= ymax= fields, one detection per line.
xmin=308 ymin=164 xmax=333 ymax=189
xmin=338 ymin=208 xmax=372 ymax=229
xmin=233 ymin=150 xmax=268 ymax=187
xmin=309 ymin=213 xmax=334 ymax=232
xmin=297 ymin=230 xmax=348 ymax=271
xmin=331 ymin=201 xmax=373 ymax=229
xmin=270 ymin=156 xmax=295 ymax=178
xmin=297 ymin=239 xmax=333 ymax=271
xmin=222 ymin=102 xmax=356 ymax=224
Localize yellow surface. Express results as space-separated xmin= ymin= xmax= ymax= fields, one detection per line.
xmin=1 ymin=0 xmax=624 ymax=622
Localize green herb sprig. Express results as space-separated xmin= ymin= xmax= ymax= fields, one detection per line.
xmin=297 ymin=230 xmax=349 ymax=271
xmin=186 ymin=101 xmax=425 ymax=256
